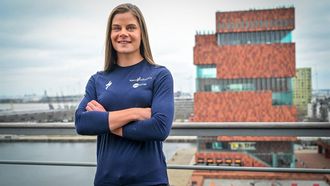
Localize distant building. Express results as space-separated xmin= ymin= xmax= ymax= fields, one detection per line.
xmin=307 ymin=97 xmax=330 ymax=122
xmin=313 ymin=89 xmax=330 ymax=98
xmin=293 ymin=68 xmax=312 ymax=120
xmin=191 ymin=6 xmax=299 ymax=185
xmin=174 ymin=98 xmax=193 ymax=121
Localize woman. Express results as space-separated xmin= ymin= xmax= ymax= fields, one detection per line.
xmin=75 ymin=3 xmax=174 ymax=186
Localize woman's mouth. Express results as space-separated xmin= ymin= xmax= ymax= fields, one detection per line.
xmin=118 ymin=40 xmax=131 ymax=44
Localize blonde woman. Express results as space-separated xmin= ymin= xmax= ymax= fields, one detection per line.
xmin=75 ymin=3 xmax=173 ymax=186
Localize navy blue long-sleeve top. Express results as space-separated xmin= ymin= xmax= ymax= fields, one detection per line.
xmin=75 ymin=59 xmax=174 ymax=186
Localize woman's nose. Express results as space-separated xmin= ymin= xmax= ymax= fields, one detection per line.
xmin=119 ymin=29 xmax=129 ymax=37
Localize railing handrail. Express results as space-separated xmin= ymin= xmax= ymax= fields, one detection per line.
xmin=1 ymin=122 xmax=330 ymax=128
xmin=0 ymin=160 xmax=330 ymax=174
xmin=1 ymin=122 xmax=329 ymax=137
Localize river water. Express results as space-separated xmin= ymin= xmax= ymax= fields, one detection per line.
xmin=0 ymin=142 xmax=195 ymax=186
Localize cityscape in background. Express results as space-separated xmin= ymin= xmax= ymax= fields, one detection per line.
xmin=1 ymin=2 xmax=330 ymax=186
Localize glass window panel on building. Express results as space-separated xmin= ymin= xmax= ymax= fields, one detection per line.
xmin=287 ymin=78 xmax=293 ymax=92
xmin=238 ymin=32 xmax=243 ymax=44
xmin=265 ymin=78 xmax=270 ymax=90
xmin=265 ymin=31 xmax=271 ymax=44
xmin=279 ymin=30 xmax=284 ymax=42
xmin=283 ymin=77 xmax=288 ymax=91
xmin=234 ymin=32 xmax=238 ymax=44
xmin=211 ymin=84 xmax=221 ymax=92
xmin=278 ymin=78 xmax=284 ymax=91
xmin=212 ymin=142 xmax=223 ymax=150
xmin=270 ymin=31 xmax=275 ymax=43
xmin=258 ymin=31 xmax=262 ymax=43
xmin=233 ymin=32 xmax=238 ymax=45
xmin=246 ymin=32 xmax=251 ymax=44
xmin=217 ymin=33 xmax=221 ymax=45
xmin=225 ymin=79 xmax=230 ymax=91
xmin=261 ymin=31 xmax=267 ymax=43
xmin=255 ymin=78 xmax=260 ymax=90
xmin=253 ymin=32 xmax=257 ymax=44
xmin=196 ymin=65 xmax=217 ymax=78
xmin=223 ymin=33 xmax=228 ymax=45
xmin=271 ymin=78 xmax=276 ymax=91
xmin=262 ymin=78 xmax=266 ymax=90
xmin=274 ymin=30 xmax=280 ymax=43
xmin=273 ymin=92 xmax=289 ymax=105
xmin=204 ymin=84 xmax=212 ymax=92
xmin=245 ymin=32 xmax=249 ymax=43
xmin=227 ymin=33 xmax=232 ymax=45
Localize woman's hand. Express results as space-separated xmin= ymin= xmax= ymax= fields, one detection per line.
xmin=86 ymin=100 xmax=106 ymax=112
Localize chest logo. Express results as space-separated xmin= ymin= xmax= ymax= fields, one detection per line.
xmin=105 ymin=81 xmax=112 ymax=90
xmin=132 ymin=83 xmax=147 ymax=88
xmin=129 ymin=76 xmax=152 ymax=82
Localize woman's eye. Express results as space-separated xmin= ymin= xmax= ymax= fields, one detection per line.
xmin=127 ymin=26 xmax=135 ymax=31
xmin=112 ymin=27 xmax=120 ymax=31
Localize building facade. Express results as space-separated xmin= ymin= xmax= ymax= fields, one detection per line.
xmin=193 ymin=7 xmax=296 ymax=122
xmin=293 ymin=68 xmax=312 ymax=120
xmin=191 ymin=7 xmax=298 ymax=185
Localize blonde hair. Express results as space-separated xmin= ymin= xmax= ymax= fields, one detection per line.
xmin=104 ymin=3 xmax=155 ymax=72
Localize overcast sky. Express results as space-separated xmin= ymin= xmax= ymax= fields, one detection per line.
xmin=0 ymin=0 xmax=329 ymax=98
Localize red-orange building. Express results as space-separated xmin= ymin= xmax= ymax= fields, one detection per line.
xmin=191 ymin=7 xmax=299 ymax=185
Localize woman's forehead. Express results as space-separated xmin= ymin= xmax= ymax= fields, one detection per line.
xmin=112 ymin=12 xmax=138 ymax=24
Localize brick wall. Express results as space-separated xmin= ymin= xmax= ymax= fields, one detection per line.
xmin=216 ymin=8 xmax=295 ymax=33
xmin=192 ymin=91 xmax=296 ymax=122
xmin=194 ymin=39 xmax=296 ymax=78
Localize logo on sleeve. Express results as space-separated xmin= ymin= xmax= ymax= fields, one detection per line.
xmin=105 ymin=81 xmax=112 ymax=90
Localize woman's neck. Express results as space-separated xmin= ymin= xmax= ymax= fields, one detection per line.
xmin=117 ymin=53 xmax=143 ymax=67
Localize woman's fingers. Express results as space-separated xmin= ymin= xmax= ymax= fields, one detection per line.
xmin=87 ymin=101 xmax=97 ymax=110
xmin=86 ymin=100 xmax=106 ymax=112
xmin=92 ymin=100 xmax=106 ymax=110
xmin=89 ymin=100 xmax=97 ymax=106
xmin=86 ymin=105 xmax=92 ymax=111
xmin=86 ymin=102 xmax=96 ymax=111
xmin=93 ymin=101 xmax=106 ymax=111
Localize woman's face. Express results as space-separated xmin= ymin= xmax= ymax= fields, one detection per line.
xmin=111 ymin=12 xmax=142 ymax=56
